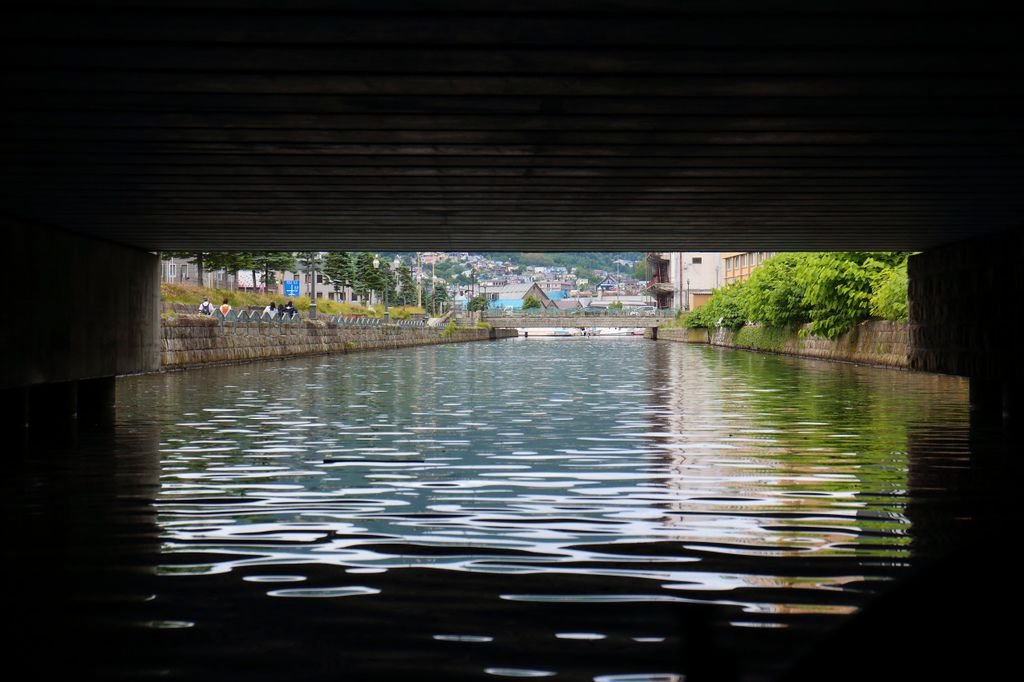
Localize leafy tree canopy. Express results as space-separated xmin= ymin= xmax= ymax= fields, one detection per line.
xmin=522 ymin=294 xmax=542 ymax=310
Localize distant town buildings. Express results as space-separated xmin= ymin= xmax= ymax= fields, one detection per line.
xmin=163 ymin=250 xmax=766 ymax=313
xmin=723 ymin=252 xmax=776 ymax=284
xmin=482 ymin=283 xmax=555 ymax=309
xmin=645 ymin=252 xmax=724 ymax=311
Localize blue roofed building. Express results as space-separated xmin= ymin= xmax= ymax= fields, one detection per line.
xmin=484 ymin=283 xmax=555 ymax=310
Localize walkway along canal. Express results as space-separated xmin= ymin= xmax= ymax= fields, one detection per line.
xmin=12 ymin=335 xmax=1018 ymax=681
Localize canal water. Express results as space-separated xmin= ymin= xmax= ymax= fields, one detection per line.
xmin=11 ymin=338 xmax=1017 ymax=681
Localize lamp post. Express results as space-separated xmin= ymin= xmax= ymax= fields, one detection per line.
xmin=308 ymin=253 xmax=318 ymax=320
xmin=416 ymin=252 xmax=422 ymax=308
xmin=372 ymin=256 xmax=385 ymax=320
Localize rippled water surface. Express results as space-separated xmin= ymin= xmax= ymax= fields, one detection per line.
xmin=16 ymin=337 xmax=1012 ymax=681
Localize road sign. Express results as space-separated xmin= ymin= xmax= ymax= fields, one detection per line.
xmin=284 ymin=280 xmax=300 ymax=297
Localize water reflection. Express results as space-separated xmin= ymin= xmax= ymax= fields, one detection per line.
xmin=14 ymin=337 xmax=996 ymax=681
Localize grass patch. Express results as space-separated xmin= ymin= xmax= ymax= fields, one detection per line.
xmin=161 ymin=283 xmax=379 ymax=316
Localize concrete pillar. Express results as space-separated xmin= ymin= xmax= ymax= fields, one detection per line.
xmin=29 ymin=380 xmax=79 ymax=446
xmin=909 ymin=229 xmax=1022 ymax=430
xmin=78 ymin=376 xmax=117 ymax=430
xmin=3 ymin=216 xmax=160 ymax=398
xmin=1 ymin=386 xmax=31 ymax=451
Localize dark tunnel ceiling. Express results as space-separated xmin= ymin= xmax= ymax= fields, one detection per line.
xmin=2 ymin=1 xmax=1023 ymax=252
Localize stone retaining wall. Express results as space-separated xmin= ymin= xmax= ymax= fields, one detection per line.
xmin=655 ymin=320 xmax=909 ymax=369
xmin=161 ymin=317 xmax=516 ymax=369
xmin=647 ymin=327 xmax=710 ymax=343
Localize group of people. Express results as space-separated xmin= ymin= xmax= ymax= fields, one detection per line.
xmin=198 ymin=297 xmax=298 ymax=319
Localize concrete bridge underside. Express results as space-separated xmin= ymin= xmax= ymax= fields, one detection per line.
xmin=1 ymin=1 xmax=1021 ymax=428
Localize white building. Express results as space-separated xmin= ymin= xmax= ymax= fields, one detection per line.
xmin=645 ymin=252 xmax=723 ymax=311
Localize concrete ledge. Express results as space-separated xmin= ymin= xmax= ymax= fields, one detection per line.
xmin=650 ymin=327 xmax=710 ymax=344
xmin=160 ymin=317 xmax=515 ymax=369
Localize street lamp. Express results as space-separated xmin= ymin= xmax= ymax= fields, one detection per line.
xmin=372 ymin=256 xmax=381 ymax=316
xmin=308 ymin=253 xmax=318 ymax=320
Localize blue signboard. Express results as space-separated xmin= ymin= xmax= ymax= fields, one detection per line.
xmin=284 ymin=280 xmax=300 ymax=297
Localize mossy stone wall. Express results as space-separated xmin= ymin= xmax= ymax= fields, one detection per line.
xmin=655 ymin=320 xmax=909 ymax=369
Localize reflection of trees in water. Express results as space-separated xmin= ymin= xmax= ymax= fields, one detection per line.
xmin=641 ymin=343 xmax=971 ymax=611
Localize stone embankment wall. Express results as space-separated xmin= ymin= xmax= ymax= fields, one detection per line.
xmin=647 ymin=327 xmax=709 ymax=343
xmin=161 ymin=317 xmax=516 ymax=369
xmin=654 ymin=320 xmax=909 ymax=369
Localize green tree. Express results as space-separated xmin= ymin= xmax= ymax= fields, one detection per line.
xmin=742 ymin=253 xmax=809 ymax=327
xmin=427 ymin=279 xmax=449 ymax=315
xmin=467 ymin=294 xmax=490 ymax=312
xmin=205 ymin=252 xmax=254 ymax=290
xmin=251 ymin=251 xmax=295 ymax=291
xmin=396 ymin=263 xmax=417 ymax=305
xmin=870 ymin=259 xmax=909 ymax=322
xmin=295 ymin=252 xmax=323 ymax=302
xmin=522 ymin=294 xmax=542 ymax=310
xmin=162 ymin=251 xmax=211 ymax=285
xmin=685 ymin=281 xmax=748 ymax=330
xmin=353 ymin=252 xmax=382 ymax=302
xmin=795 ymin=253 xmax=883 ymax=339
xmin=575 ymin=268 xmax=596 ymax=290
xmin=377 ymin=258 xmax=397 ymax=308
xmin=321 ymin=251 xmax=355 ymax=299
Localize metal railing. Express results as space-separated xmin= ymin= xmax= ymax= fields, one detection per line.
xmin=208 ymin=310 xmax=427 ymax=328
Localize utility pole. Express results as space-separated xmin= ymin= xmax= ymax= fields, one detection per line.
xmin=309 ymin=253 xmax=318 ymax=319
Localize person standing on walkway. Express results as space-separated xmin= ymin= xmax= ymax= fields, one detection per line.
xmin=219 ymin=299 xmax=232 ymax=316
xmin=198 ymin=297 xmax=213 ymax=315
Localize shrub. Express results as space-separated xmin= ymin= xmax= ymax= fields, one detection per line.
xmin=682 ymin=251 xmax=910 ymax=338
xmin=794 ymin=253 xmax=883 ymax=339
xmin=742 ymin=253 xmax=809 ymax=327
xmin=440 ymin=320 xmax=460 ymax=338
xmin=870 ymin=260 xmax=909 ymax=322
xmin=522 ymin=294 xmax=542 ymax=310
xmin=684 ymin=281 xmax=748 ymax=330
xmin=467 ymin=295 xmax=490 ymax=312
